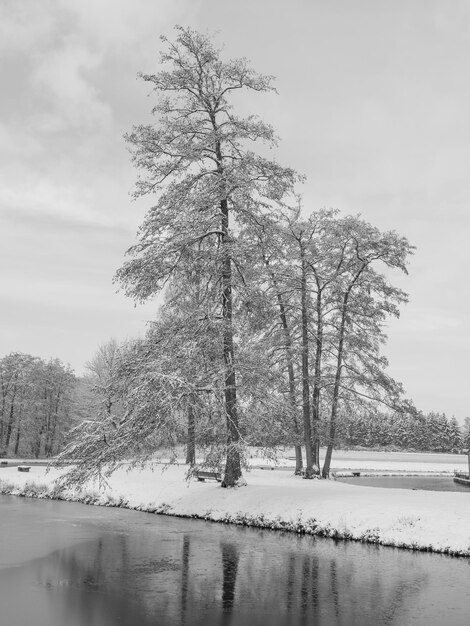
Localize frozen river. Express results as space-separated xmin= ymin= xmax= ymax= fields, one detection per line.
xmin=337 ymin=475 xmax=470 ymax=492
xmin=1 ymin=494 xmax=470 ymax=625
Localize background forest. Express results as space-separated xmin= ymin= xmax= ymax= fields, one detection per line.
xmin=1 ymin=347 xmax=468 ymax=460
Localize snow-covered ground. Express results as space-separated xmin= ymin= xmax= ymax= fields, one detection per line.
xmin=249 ymin=447 xmax=468 ymax=474
xmin=1 ymin=453 xmax=470 ymax=557
xmin=10 ymin=447 xmax=465 ymax=474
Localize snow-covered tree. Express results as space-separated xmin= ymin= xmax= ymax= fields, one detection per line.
xmin=115 ymin=26 xmax=296 ymax=486
xmin=85 ymin=339 xmax=125 ymax=420
xmin=463 ymin=417 xmax=470 ymax=449
xmin=321 ymin=217 xmax=412 ymax=476
xmin=448 ymin=416 xmax=462 ymax=451
xmin=238 ymin=209 xmax=412 ymax=477
xmin=0 ymin=353 xmax=76 ymax=457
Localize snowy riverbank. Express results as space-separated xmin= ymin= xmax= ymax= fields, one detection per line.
xmin=1 ymin=462 xmax=470 ymax=557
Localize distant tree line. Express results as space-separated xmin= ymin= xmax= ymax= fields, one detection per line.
xmin=334 ymin=410 xmax=466 ymax=453
xmin=0 ymin=353 xmax=76 ymax=458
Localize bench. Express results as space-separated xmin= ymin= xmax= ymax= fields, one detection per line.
xmin=17 ymin=466 xmax=31 ymax=473
xmin=195 ymin=470 xmax=222 ymax=482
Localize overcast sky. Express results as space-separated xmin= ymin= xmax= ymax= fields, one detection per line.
xmin=1 ymin=0 xmax=469 ymax=421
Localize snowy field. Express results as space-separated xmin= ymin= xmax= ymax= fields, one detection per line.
xmin=6 ymin=447 xmax=468 ymax=475
xmin=1 ymin=448 xmax=470 ymax=557
xmin=250 ymin=448 xmax=469 ymax=475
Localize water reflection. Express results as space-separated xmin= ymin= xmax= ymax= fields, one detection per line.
xmin=221 ymin=542 xmax=239 ymax=613
xmin=181 ymin=534 xmax=190 ymax=624
xmin=337 ymin=475 xmax=470 ymax=492
xmin=285 ymin=553 xmax=295 ymax=611
xmin=0 ymin=496 xmax=469 ymax=626
xmin=0 ymin=543 xmax=155 ymax=626
xmin=330 ymin=559 xmax=340 ymax=622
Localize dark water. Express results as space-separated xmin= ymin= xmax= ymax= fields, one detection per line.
xmin=337 ymin=475 xmax=470 ymax=492
xmin=1 ymin=496 xmax=470 ymax=625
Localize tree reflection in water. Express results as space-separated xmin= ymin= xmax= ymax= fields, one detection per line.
xmin=1 ymin=496 xmax=469 ymax=626
xmin=0 ymin=528 xmax=432 ymax=626
xmin=0 ymin=526 xmax=429 ymax=626
xmin=221 ymin=541 xmax=240 ymax=614
xmin=285 ymin=554 xmax=295 ymax=611
xmin=181 ymin=534 xmax=190 ymax=625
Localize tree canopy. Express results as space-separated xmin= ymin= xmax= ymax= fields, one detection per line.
xmin=56 ymin=26 xmax=416 ymax=488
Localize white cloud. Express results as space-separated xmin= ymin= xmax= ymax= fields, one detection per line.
xmin=32 ymin=40 xmax=113 ymax=132
xmin=1 ymin=0 xmax=470 ymax=417
xmin=393 ymin=310 xmax=462 ymax=334
xmin=59 ymin=0 xmax=179 ymax=51
xmin=0 ymin=0 xmax=56 ymax=53
xmin=0 ymin=122 xmax=42 ymax=158
xmin=1 ymin=179 xmax=90 ymax=222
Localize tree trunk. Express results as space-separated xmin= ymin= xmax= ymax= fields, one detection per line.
xmin=34 ymin=410 xmax=47 ymax=458
xmin=322 ymin=262 xmax=366 ymax=478
xmin=14 ymin=423 xmax=21 ymax=455
xmin=219 ymin=188 xmax=241 ymax=487
xmin=34 ymin=428 xmax=44 ymax=458
xmin=311 ymin=284 xmax=323 ymax=474
xmin=0 ymin=393 xmax=6 ymax=445
xmin=265 ymin=259 xmax=303 ymax=474
xmin=4 ymin=382 xmax=17 ymax=451
xmin=45 ymin=413 xmax=58 ymax=457
xmin=276 ymin=286 xmax=303 ymax=474
xmin=45 ymin=390 xmax=61 ymax=457
xmin=322 ymin=296 xmax=348 ymax=478
xmin=300 ymin=246 xmax=315 ymax=478
xmin=185 ymin=397 xmax=196 ymax=465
